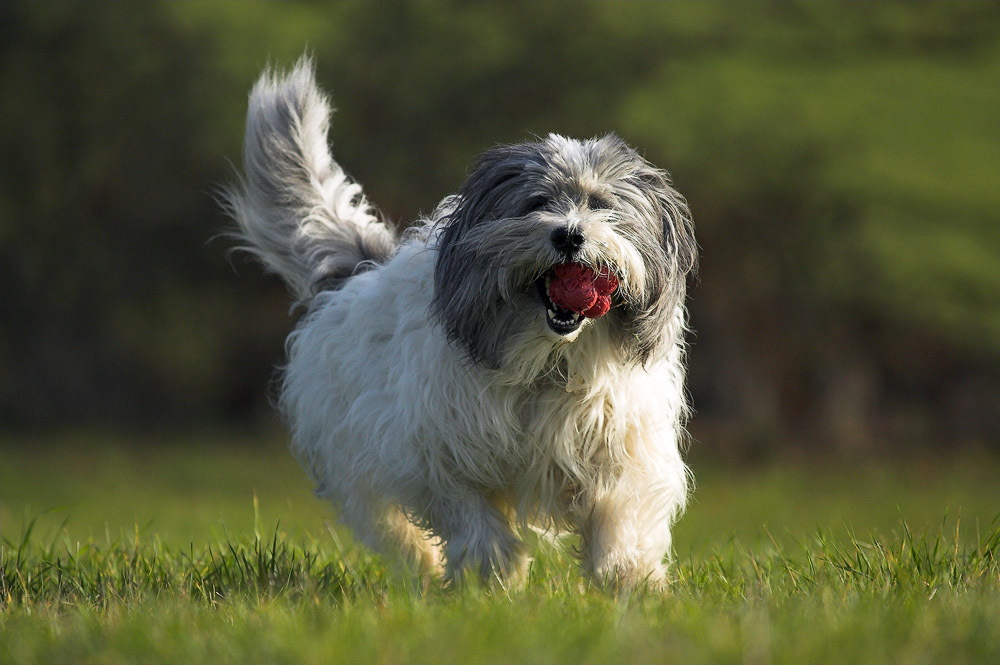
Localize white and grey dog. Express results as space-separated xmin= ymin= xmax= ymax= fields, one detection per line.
xmin=226 ymin=58 xmax=698 ymax=590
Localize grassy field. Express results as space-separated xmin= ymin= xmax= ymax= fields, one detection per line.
xmin=3 ymin=431 xmax=1000 ymax=663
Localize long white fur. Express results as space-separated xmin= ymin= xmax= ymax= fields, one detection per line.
xmin=225 ymin=59 xmax=395 ymax=302
xmin=228 ymin=58 xmax=692 ymax=589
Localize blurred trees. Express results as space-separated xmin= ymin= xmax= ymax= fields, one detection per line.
xmin=0 ymin=2 xmax=286 ymax=424
xmin=1 ymin=2 xmax=998 ymax=451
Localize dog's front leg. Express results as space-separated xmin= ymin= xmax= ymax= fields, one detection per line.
xmin=577 ymin=464 xmax=685 ymax=591
xmin=425 ymin=490 xmax=529 ymax=589
xmin=578 ymin=489 xmax=670 ymax=591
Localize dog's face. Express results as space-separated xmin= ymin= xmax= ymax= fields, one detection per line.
xmin=433 ymin=134 xmax=696 ymax=371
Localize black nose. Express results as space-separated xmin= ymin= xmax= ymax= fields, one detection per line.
xmin=550 ymin=225 xmax=585 ymax=254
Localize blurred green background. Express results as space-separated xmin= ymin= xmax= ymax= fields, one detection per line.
xmin=2 ymin=1 xmax=999 ymax=457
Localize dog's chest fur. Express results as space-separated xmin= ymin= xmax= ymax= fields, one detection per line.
xmin=285 ymin=237 xmax=667 ymax=513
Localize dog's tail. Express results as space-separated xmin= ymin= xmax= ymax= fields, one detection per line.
xmin=223 ymin=57 xmax=396 ymax=302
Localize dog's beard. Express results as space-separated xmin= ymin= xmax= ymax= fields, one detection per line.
xmin=431 ymin=134 xmax=697 ymax=378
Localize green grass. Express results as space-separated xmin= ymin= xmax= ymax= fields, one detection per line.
xmin=3 ymin=432 xmax=1000 ymax=663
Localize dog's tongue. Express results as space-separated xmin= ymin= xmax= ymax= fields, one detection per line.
xmin=549 ymin=263 xmax=619 ymax=318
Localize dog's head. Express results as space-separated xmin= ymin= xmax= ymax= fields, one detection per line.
xmin=432 ymin=134 xmax=696 ymax=372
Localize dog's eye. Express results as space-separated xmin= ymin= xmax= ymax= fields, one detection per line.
xmin=588 ymin=195 xmax=613 ymax=211
xmin=525 ymin=197 xmax=549 ymax=214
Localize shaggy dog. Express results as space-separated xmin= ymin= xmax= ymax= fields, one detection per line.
xmin=225 ymin=58 xmax=698 ymax=590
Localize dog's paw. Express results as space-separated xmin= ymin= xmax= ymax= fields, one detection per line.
xmin=588 ymin=550 xmax=667 ymax=593
xmin=443 ymin=530 xmax=530 ymax=590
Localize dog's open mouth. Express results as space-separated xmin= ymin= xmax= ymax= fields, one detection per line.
xmin=535 ymin=263 xmax=619 ymax=336
xmin=536 ymin=276 xmax=585 ymax=334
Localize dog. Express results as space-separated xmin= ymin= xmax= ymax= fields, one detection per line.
xmin=225 ymin=58 xmax=698 ymax=590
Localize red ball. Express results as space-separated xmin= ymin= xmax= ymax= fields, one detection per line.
xmin=593 ymin=270 xmax=619 ymax=297
xmin=582 ymin=295 xmax=612 ymax=318
xmin=548 ymin=263 xmax=618 ymax=318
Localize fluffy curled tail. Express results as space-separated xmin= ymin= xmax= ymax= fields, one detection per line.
xmin=224 ymin=57 xmax=396 ymax=302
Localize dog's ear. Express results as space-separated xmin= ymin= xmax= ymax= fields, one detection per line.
xmin=614 ymin=162 xmax=697 ymax=365
xmin=431 ymin=193 xmax=489 ymax=365
xmin=634 ymin=166 xmax=698 ymax=281
xmin=432 ymin=144 xmax=548 ymax=367
xmin=441 ymin=144 xmax=548 ymax=240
